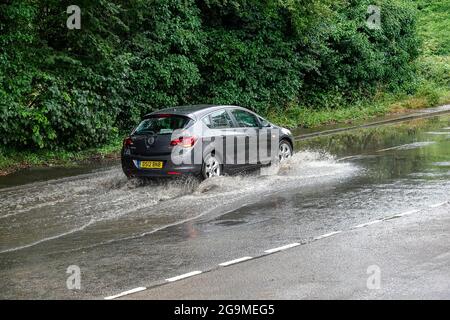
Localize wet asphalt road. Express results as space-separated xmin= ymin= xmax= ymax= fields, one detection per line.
xmin=0 ymin=115 xmax=449 ymax=299
xmin=126 ymin=203 xmax=450 ymax=299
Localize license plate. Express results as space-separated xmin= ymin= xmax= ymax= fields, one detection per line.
xmin=139 ymin=161 xmax=163 ymax=169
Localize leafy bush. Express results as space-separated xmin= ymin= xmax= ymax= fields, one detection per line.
xmin=0 ymin=0 xmax=422 ymax=150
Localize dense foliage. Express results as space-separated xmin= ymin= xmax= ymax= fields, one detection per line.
xmin=0 ymin=0 xmax=421 ymax=150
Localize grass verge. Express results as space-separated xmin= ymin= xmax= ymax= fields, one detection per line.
xmin=0 ymin=136 xmax=122 ymax=176
xmin=268 ymin=85 xmax=450 ymax=129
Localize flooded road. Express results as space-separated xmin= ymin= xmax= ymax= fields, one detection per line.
xmin=1 ymin=115 xmax=449 ymax=299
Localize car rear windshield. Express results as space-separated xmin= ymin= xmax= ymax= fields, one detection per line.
xmin=133 ymin=115 xmax=191 ymax=135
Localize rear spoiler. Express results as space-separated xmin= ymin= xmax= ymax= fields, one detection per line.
xmin=143 ymin=113 xmax=194 ymax=121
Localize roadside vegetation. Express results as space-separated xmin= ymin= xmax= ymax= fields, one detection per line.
xmin=270 ymin=0 xmax=450 ymax=127
xmin=0 ymin=136 xmax=122 ymax=175
xmin=0 ymin=0 xmax=449 ymax=174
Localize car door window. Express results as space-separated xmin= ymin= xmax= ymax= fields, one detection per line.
xmin=207 ymin=110 xmax=233 ymax=129
xmin=231 ymin=109 xmax=260 ymax=128
xmin=202 ymin=115 xmax=211 ymax=128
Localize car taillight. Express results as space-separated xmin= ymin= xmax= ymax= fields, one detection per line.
xmin=170 ymin=136 xmax=197 ymax=148
xmin=123 ymin=137 xmax=133 ymax=147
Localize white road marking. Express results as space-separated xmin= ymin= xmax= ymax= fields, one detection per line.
xmin=426 ymin=132 xmax=449 ymax=135
xmin=314 ymin=231 xmax=342 ymax=240
xmin=106 ymin=200 xmax=450 ymax=296
xmin=264 ymin=243 xmax=300 ymax=254
xmin=337 ymin=155 xmax=360 ymax=161
xmin=394 ymin=209 xmax=420 ymax=217
xmin=377 ymin=146 xmax=399 ymax=152
xmin=165 ymin=271 xmax=202 ymax=282
xmin=376 ymin=141 xmax=435 ymax=153
xmin=219 ymin=256 xmax=253 ymax=266
xmin=104 ymin=287 xmax=146 ymax=300
xmin=353 ymin=220 xmax=382 ymax=229
xmin=430 ymin=202 xmax=448 ymax=208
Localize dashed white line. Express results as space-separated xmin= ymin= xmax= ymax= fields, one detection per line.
xmin=105 ymin=199 xmax=449 ymax=298
xmin=426 ymin=132 xmax=450 ymax=135
xmin=353 ymin=220 xmax=382 ymax=229
xmin=314 ymin=231 xmax=342 ymax=240
xmin=219 ymin=256 xmax=253 ymax=267
xmin=430 ymin=202 xmax=448 ymax=208
xmin=104 ymin=286 xmax=146 ymax=300
xmin=165 ymin=271 xmax=202 ymax=282
xmin=264 ymin=243 xmax=300 ymax=254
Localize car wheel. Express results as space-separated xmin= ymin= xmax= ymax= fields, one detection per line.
xmin=202 ymin=153 xmax=222 ymax=179
xmin=279 ymin=140 xmax=293 ymax=162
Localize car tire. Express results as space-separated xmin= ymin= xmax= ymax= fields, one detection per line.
xmin=279 ymin=140 xmax=293 ymax=162
xmin=202 ymin=153 xmax=222 ymax=179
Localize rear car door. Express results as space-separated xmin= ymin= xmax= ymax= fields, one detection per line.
xmin=229 ymin=109 xmax=261 ymax=166
xmin=202 ymin=109 xmax=235 ymax=167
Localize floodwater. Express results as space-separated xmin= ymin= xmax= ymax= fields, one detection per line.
xmin=0 ymin=115 xmax=449 ymax=299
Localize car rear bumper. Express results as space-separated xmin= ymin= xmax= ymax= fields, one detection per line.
xmin=121 ymin=151 xmax=202 ymax=178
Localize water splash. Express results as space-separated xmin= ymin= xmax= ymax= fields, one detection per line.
xmin=0 ymin=151 xmax=357 ymax=254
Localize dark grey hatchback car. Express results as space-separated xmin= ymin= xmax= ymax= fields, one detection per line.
xmin=121 ymin=105 xmax=294 ymax=179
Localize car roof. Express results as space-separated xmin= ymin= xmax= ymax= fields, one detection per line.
xmin=145 ymin=104 xmax=248 ymax=120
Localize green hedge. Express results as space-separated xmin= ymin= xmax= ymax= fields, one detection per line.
xmin=0 ymin=0 xmax=419 ymax=150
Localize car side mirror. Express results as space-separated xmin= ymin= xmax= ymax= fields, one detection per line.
xmin=259 ymin=121 xmax=270 ymax=128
